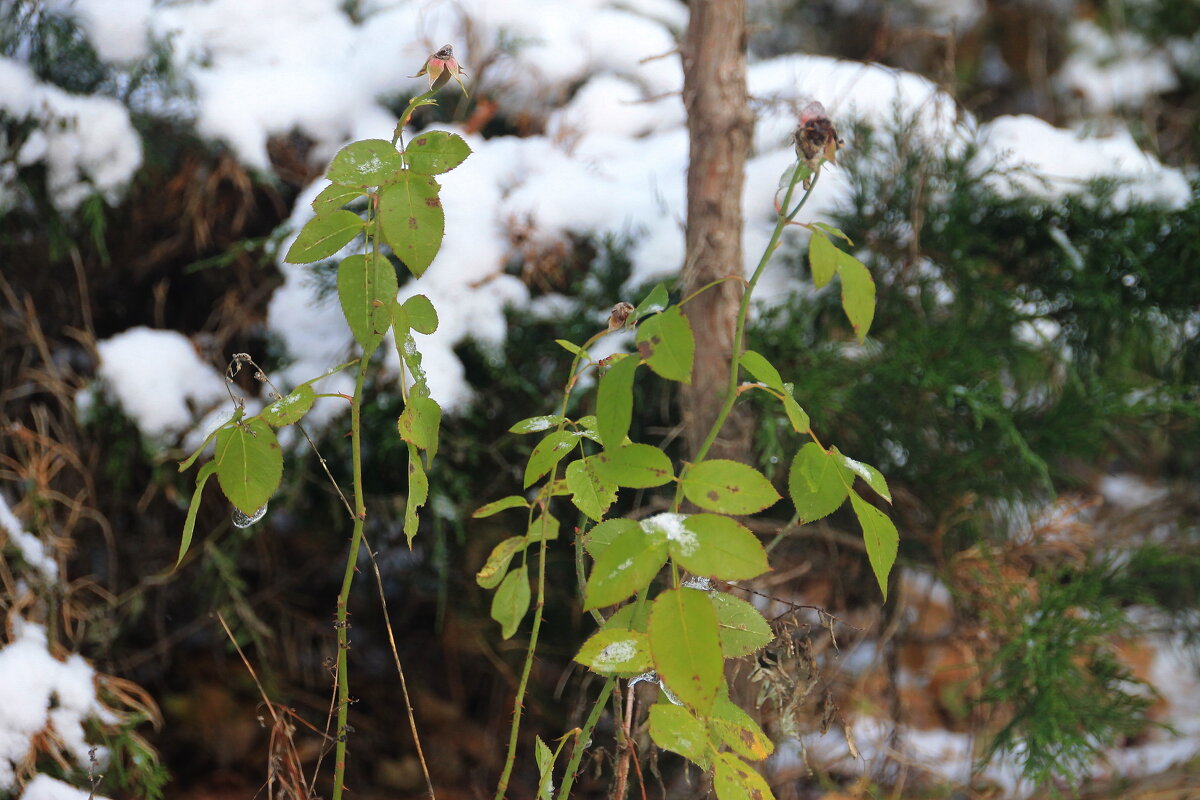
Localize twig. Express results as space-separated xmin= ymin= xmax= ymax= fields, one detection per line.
xmin=612 ymin=682 xmax=637 ymax=800
xmin=361 ymin=530 xmax=437 ymax=800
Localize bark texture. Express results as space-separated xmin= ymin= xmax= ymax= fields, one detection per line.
xmin=680 ymin=0 xmax=754 ymax=461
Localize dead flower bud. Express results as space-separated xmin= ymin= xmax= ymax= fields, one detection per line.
xmin=608 ymin=301 xmax=635 ymax=331
xmin=794 ymin=101 xmax=844 ymax=187
xmin=413 ymin=44 xmax=468 ymax=95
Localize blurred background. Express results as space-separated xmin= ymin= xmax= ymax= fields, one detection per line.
xmin=1 ymin=0 xmax=1198 ymax=798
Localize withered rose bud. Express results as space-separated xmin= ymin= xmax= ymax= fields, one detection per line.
xmin=794 ymin=100 xmax=844 ymax=187
xmin=412 ymin=44 xmax=469 ymax=94
xmin=608 ymin=301 xmax=635 ymax=331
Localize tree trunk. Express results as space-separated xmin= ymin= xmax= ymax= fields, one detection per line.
xmin=680 ymin=0 xmax=754 ymax=461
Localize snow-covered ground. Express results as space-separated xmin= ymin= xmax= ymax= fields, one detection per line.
xmin=12 ymin=0 xmax=1179 ymax=429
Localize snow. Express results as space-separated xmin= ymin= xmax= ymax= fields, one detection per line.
xmin=47 ymin=0 xmax=154 ymax=63
xmin=0 ymin=495 xmax=57 ymax=582
xmin=641 ymin=512 xmax=697 ymax=555
xmin=1057 ymin=21 xmax=1178 ymax=114
xmin=94 ymin=327 xmax=228 ymax=441
xmin=781 ymin=714 xmax=1032 ymax=797
xmin=1098 ymin=473 xmax=1171 ymax=510
xmin=9 ymin=0 xmax=1186 ymax=419
xmin=19 ymin=774 xmax=110 ymax=800
xmin=0 ymin=620 xmax=115 ymax=792
xmin=975 ymin=115 xmax=1193 ymax=210
xmin=0 ymin=57 xmax=142 ymax=212
xmin=593 ymin=639 xmax=638 ymax=669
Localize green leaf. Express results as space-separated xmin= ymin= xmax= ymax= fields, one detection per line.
xmin=405 ymin=130 xmax=472 ymax=175
xmin=475 ymin=536 xmax=527 ymax=589
xmin=710 ymin=593 xmax=773 ymax=657
xmin=636 ymin=306 xmax=694 ymax=383
xmin=592 ymin=444 xmax=674 ymax=489
xmin=285 ymin=210 xmax=363 ymax=264
xmin=524 ymin=430 xmax=581 ymax=488
xmin=178 ymin=461 xmax=218 ymax=567
xmin=326 ymin=139 xmax=404 ymax=185
xmin=713 ymin=751 xmax=776 ymax=800
xmin=378 ymin=173 xmax=443 ymax=276
xmin=214 ymin=419 xmax=283 ymax=516
xmin=781 ymin=392 xmax=810 ymax=433
xmin=787 ymin=443 xmax=853 ymax=523
xmin=400 ymin=294 xmax=439 ymax=334
xmin=472 ymin=495 xmax=529 ymax=518
xmin=583 ymin=525 xmax=668 ymax=609
xmin=508 ymin=415 xmax=567 ymax=434
xmin=649 ymin=588 xmax=724 ymax=714
xmin=555 ymin=339 xmax=588 ymax=358
xmin=261 ymin=384 xmax=315 ymax=427
xmin=565 ymin=458 xmax=617 ymax=522
xmin=526 ymin=511 xmax=559 ymax=543
xmin=811 ymin=221 xmax=853 ymax=245
xmin=575 ymin=629 xmax=652 ymax=675
xmin=671 ymin=514 xmax=769 ymax=581
xmin=807 ymin=231 xmax=837 ymax=288
xmin=709 ymin=695 xmax=774 ymax=760
xmin=397 ymin=395 xmax=441 ymax=465
xmin=583 ymin=518 xmax=639 ymax=560
xmin=739 ymin=350 xmax=785 ymax=392
xmin=404 ymin=443 xmax=428 ymax=545
xmin=838 ymin=452 xmax=891 ymax=503
xmin=600 ymin=600 xmax=651 ymax=632
xmin=337 ymin=252 xmax=398 ymax=353
xmin=312 ymin=183 xmax=364 ymax=214
xmin=648 ymin=704 xmax=710 ymax=768
xmin=535 ymin=736 xmax=554 ymax=800
xmin=491 ymin=565 xmax=531 ymax=639
xmin=680 ymin=460 xmax=780 ymax=515
xmin=836 ymin=251 xmax=875 ymax=344
xmin=633 ymin=283 xmax=669 ymax=321
xmin=850 ymin=491 xmax=898 ymax=600
xmin=595 ymin=354 xmax=639 ymax=448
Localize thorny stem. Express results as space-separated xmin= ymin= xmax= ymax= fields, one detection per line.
xmin=494 ymin=326 xmax=611 ymax=800
xmin=497 ymin=167 xmax=819 ymax=793
xmin=556 ymin=677 xmax=616 ymax=800
xmin=673 ymin=165 xmax=818 ymax=509
xmin=332 ymin=355 xmax=370 ymax=800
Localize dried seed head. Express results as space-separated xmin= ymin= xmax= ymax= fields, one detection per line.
xmin=608 ymin=301 xmax=636 ymax=331
xmin=413 ymin=43 xmax=469 ymax=94
xmin=794 ymin=101 xmax=844 ymax=182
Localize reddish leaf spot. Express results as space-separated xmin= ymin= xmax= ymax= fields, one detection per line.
xmin=414 ymin=136 xmax=428 ymax=146
xmin=408 ymin=216 xmax=418 ymax=229
xmin=707 ymin=490 xmax=720 ymax=502
xmin=424 ymin=197 xmax=442 ymax=208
